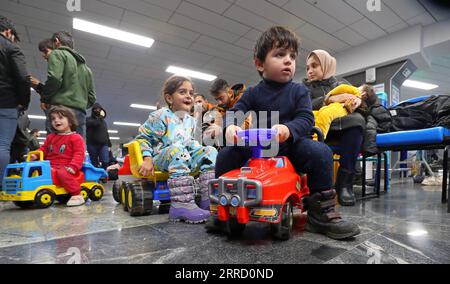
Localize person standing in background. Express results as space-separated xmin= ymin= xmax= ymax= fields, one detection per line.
xmin=30 ymin=31 xmax=96 ymax=138
xmin=0 ymin=15 xmax=31 ymax=185
xmin=86 ymin=103 xmax=111 ymax=169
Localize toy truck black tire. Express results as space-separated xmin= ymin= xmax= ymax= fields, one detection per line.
xmin=126 ymin=183 xmax=154 ymax=217
xmin=89 ymin=186 xmax=104 ymax=201
xmin=112 ymin=181 xmax=121 ymax=203
xmin=35 ymin=189 xmax=55 ymax=209
xmin=270 ymin=202 xmax=294 ymax=240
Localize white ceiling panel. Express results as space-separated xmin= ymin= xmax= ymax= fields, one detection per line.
xmin=296 ymin=23 xmax=350 ymax=52
xmin=349 ymin=18 xmax=387 ymax=40
xmin=121 ymin=10 xmax=199 ymax=43
xmin=385 ymin=21 xmax=409 ymax=34
xmin=169 ymin=13 xmax=241 ymax=43
xmin=407 ymin=12 xmax=436 ymax=26
xmin=334 ymin=27 xmax=369 ymax=46
xmin=101 ymin=0 xmax=174 ymax=22
xmin=304 ymin=0 xmax=364 ymax=26
xmin=224 ymin=4 xmax=275 ymax=32
xmin=194 ymin=35 xmax=251 ymax=58
xmin=175 ymin=1 xmax=251 ymax=36
xmin=184 ymin=0 xmax=233 ymax=14
xmin=383 ymin=0 xmax=426 ymax=21
xmin=141 ymin=0 xmax=183 ymax=11
xmin=284 ymin=0 xmax=345 ymax=33
xmin=233 ymin=37 xmax=254 ymax=51
xmin=267 ymin=0 xmax=290 ymax=7
xmin=235 ymin=0 xmax=305 ymax=29
xmin=344 ymin=0 xmax=404 ymax=30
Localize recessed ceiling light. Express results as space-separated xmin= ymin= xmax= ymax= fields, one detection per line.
xmin=108 ymin=130 xmax=119 ymax=134
xmin=29 ymin=115 xmax=47 ymax=120
xmin=130 ymin=104 xmax=157 ymax=110
xmin=166 ymin=66 xmax=217 ymax=82
xmin=73 ymin=18 xmax=154 ymax=48
xmin=407 ymin=230 xmax=428 ymax=237
xmin=403 ymin=80 xmax=439 ymax=91
xmin=114 ymin=122 xmax=141 ymax=127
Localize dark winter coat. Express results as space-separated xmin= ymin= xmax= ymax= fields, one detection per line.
xmin=390 ymin=95 xmax=450 ymax=131
xmin=303 ymin=76 xmax=366 ymax=133
xmin=0 ymin=33 xmax=30 ymax=109
xmin=86 ymin=103 xmax=111 ymax=147
xmin=36 ymin=46 xmax=96 ymax=112
xmin=362 ymin=102 xmax=393 ymax=155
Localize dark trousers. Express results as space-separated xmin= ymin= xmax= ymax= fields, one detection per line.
xmin=87 ymin=144 xmax=109 ymax=169
xmin=327 ymin=127 xmax=364 ymax=173
xmin=215 ymin=138 xmax=333 ymax=194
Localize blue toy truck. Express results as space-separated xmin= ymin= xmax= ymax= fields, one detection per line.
xmin=0 ymin=151 xmax=108 ymax=209
xmin=112 ymin=141 xmax=172 ymax=216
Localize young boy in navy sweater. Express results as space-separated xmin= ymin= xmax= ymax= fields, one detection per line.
xmin=216 ymin=26 xmax=360 ymax=240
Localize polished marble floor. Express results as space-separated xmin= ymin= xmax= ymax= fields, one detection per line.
xmin=0 ymin=180 xmax=449 ymax=264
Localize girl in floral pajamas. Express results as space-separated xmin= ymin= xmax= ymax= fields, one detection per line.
xmin=136 ymin=75 xmax=217 ymax=224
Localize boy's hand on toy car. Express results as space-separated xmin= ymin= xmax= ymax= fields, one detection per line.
xmin=139 ymin=157 xmax=154 ymax=177
xmin=29 ymin=154 xmax=38 ymax=161
xmin=272 ymin=124 xmax=290 ymax=143
xmin=225 ymin=125 xmax=242 ymax=145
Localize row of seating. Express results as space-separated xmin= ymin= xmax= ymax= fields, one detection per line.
xmin=362 ymin=94 xmax=449 ymax=213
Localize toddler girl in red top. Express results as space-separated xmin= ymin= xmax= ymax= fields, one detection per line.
xmin=31 ymin=106 xmax=86 ymax=207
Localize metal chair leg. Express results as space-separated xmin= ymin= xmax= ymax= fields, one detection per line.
xmin=362 ymin=155 xmax=366 ymax=198
xmin=443 ymin=146 xmax=448 ymax=204
xmin=376 ymin=153 xmax=382 ymax=197
xmin=384 ymin=152 xmax=389 ymax=193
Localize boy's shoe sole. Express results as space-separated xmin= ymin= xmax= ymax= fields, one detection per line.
xmin=169 ymin=218 xmax=208 ymax=224
xmin=305 ymin=220 xmax=360 ymax=240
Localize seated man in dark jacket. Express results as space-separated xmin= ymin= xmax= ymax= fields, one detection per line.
xmin=86 ymin=103 xmax=112 ymax=169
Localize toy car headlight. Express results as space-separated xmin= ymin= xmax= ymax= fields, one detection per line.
xmin=230 ymin=196 xmax=240 ymax=208
xmin=219 ymin=195 xmax=229 ymax=206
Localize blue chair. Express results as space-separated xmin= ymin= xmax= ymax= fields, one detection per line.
xmin=373 ymin=95 xmax=450 ymax=212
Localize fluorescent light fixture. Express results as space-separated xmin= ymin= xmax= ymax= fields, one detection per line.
xmin=29 ymin=115 xmax=47 ymax=120
xmin=407 ymin=230 xmax=428 ymax=237
xmin=108 ymin=130 xmax=119 ymax=134
xmin=39 ymin=131 xmax=47 ymax=134
xmin=130 ymin=104 xmax=157 ymax=110
xmin=39 ymin=142 xmax=44 ymax=145
xmin=166 ymin=66 xmax=217 ymax=82
xmin=403 ymin=80 xmax=439 ymax=91
xmin=114 ymin=122 xmax=141 ymax=127
xmin=37 ymin=137 xmax=46 ymax=140
xmin=110 ymin=137 xmax=121 ymax=140
xmin=73 ymin=18 xmax=154 ymax=48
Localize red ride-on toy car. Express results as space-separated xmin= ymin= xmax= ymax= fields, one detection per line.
xmin=207 ymin=129 xmax=310 ymax=240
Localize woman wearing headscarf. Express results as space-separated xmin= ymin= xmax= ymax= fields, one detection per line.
xmin=304 ymin=50 xmax=366 ymax=207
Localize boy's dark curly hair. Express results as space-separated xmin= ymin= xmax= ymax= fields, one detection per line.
xmin=254 ymin=26 xmax=300 ymax=64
